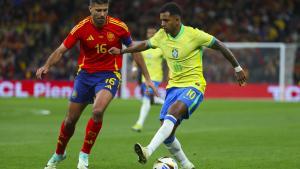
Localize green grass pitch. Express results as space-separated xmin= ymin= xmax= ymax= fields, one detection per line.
xmin=0 ymin=98 xmax=299 ymax=169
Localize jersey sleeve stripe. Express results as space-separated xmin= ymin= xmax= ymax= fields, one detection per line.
xmin=109 ymin=18 xmax=122 ymax=23
xmin=147 ymin=40 xmax=152 ymax=48
xmin=109 ymin=22 xmax=129 ymax=31
xmin=207 ymin=37 xmax=216 ymax=47
xmin=70 ymin=24 xmax=84 ymax=34
xmin=109 ymin=20 xmax=129 ymax=32
xmin=70 ymin=17 xmax=91 ymax=35
xmin=109 ymin=18 xmax=128 ymax=28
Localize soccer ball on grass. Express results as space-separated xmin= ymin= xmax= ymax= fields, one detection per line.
xmin=153 ymin=157 xmax=178 ymax=169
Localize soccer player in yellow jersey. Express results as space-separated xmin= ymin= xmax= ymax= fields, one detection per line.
xmin=109 ymin=2 xmax=246 ymax=169
xmin=132 ymin=27 xmax=166 ymax=132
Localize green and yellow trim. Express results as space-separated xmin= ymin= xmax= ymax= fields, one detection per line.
xmin=168 ymin=24 xmax=184 ymax=40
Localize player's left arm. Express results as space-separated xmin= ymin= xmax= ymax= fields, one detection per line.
xmin=210 ymin=39 xmax=247 ymax=86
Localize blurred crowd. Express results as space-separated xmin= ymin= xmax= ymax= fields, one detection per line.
xmin=0 ymin=0 xmax=299 ymax=83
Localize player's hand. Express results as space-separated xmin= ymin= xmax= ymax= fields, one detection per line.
xmin=36 ymin=65 xmax=50 ymax=79
xmin=144 ymin=80 xmax=159 ymax=97
xmin=235 ymin=70 xmax=247 ymax=86
xmin=108 ymin=47 xmax=121 ymax=55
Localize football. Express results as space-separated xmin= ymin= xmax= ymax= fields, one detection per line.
xmin=153 ymin=157 xmax=178 ymax=169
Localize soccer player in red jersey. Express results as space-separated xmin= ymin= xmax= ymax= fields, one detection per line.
xmin=36 ymin=0 xmax=158 ymax=169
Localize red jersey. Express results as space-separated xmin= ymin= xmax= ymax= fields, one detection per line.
xmin=63 ymin=16 xmax=132 ymax=73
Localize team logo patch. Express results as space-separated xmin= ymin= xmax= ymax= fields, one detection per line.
xmin=172 ymin=48 xmax=179 ymax=59
xmin=86 ymin=35 xmax=94 ymax=41
xmin=107 ymin=32 xmax=115 ymax=42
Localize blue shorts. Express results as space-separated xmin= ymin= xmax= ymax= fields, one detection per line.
xmin=160 ymin=87 xmax=204 ymax=122
xmin=70 ymin=70 xmax=121 ymax=104
xmin=141 ymin=81 xmax=161 ymax=98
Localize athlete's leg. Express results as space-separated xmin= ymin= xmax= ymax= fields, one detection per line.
xmin=81 ymin=89 xmax=114 ymax=154
xmin=134 ymin=87 xmax=203 ymax=165
xmin=134 ymin=101 xmax=187 ymax=164
xmin=133 ymin=81 xmax=163 ymax=131
xmin=132 ymin=96 xmax=151 ymax=132
xmin=77 ymin=90 xmax=114 ymax=169
xmin=146 ymin=101 xmax=187 ymax=155
xmin=164 ymin=129 xmax=195 ymax=169
xmin=45 ymin=102 xmax=87 ymax=169
xmin=163 ymin=88 xmax=203 ymax=169
xmin=57 ymin=102 xmax=88 ymax=154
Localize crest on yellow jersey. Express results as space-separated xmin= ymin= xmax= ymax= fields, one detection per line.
xmin=172 ymin=48 xmax=179 ymax=59
xmin=107 ymin=32 xmax=115 ymax=42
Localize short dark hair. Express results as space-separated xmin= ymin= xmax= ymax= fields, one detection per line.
xmin=90 ymin=0 xmax=109 ymax=5
xmin=160 ymin=2 xmax=182 ymax=17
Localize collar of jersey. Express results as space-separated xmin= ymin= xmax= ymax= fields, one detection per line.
xmin=167 ymin=24 xmax=184 ymax=40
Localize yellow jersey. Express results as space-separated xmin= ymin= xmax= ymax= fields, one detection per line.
xmin=148 ymin=25 xmax=215 ymax=93
xmin=141 ymin=48 xmax=164 ymax=82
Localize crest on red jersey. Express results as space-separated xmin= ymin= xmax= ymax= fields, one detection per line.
xmin=107 ymin=32 xmax=115 ymax=42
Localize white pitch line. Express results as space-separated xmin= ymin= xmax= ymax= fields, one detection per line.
xmin=32 ymin=109 xmax=51 ymax=115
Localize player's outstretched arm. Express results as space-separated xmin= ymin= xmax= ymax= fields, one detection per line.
xmin=36 ymin=43 xmax=68 ymax=79
xmin=108 ymin=41 xmax=150 ymax=55
xmin=132 ymin=52 xmax=159 ymax=97
xmin=210 ymin=39 xmax=247 ymax=86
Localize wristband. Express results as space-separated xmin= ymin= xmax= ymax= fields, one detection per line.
xmin=234 ymin=66 xmax=243 ymax=72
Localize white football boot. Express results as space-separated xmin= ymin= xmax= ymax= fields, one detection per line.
xmin=77 ymin=151 xmax=89 ymax=169
xmin=134 ymin=143 xmax=150 ymax=164
xmin=44 ymin=152 xmax=66 ymax=169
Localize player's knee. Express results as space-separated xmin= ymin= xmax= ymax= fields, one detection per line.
xmin=92 ymin=108 xmax=104 ymax=122
xmin=167 ymin=111 xmax=181 ymax=119
xmin=168 ymin=103 xmax=187 ymax=119
xmin=64 ymin=117 xmax=76 ymax=128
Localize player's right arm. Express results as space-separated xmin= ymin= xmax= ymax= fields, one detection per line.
xmin=108 ymin=40 xmax=150 ymax=55
xmin=36 ymin=44 xmax=68 ymax=79
xmin=36 ymin=21 xmax=82 ymax=79
xmin=109 ymin=29 xmax=162 ymax=54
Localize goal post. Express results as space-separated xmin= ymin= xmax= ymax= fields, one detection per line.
xmin=225 ymin=42 xmax=286 ymax=101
